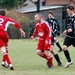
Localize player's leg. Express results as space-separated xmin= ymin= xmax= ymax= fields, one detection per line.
xmin=62 ymin=36 xmax=73 ymax=68
xmin=36 ymin=43 xmax=48 ymax=60
xmin=44 ymin=50 xmax=53 ymax=68
xmin=36 ymin=50 xmax=48 ymax=59
xmin=5 ymin=43 xmax=8 ymax=53
xmin=1 ymin=34 xmax=9 ymax=68
xmin=0 ymin=46 xmax=14 ymax=70
xmin=54 ymin=37 xmax=62 ymax=52
xmin=36 ymin=49 xmax=53 ymax=68
xmin=2 ymin=43 xmax=8 ymax=66
xmin=50 ymin=45 xmax=62 ymax=66
xmin=0 ymin=31 xmax=14 ymax=70
xmin=44 ymin=42 xmax=53 ymax=68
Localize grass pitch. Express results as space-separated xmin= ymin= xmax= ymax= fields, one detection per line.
xmin=0 ymin=39 xmax=75 ymax=75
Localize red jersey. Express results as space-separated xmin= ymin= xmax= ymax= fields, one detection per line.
xmin=32 ymin=21 xmax=52 ymax=41
xmin=0 ymin=15 xmax=21 ymax=31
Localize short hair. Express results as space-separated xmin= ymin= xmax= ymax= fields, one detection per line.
xmin=48 ymin=11 xmax=53 ymax=15
xmin=35 ymin=13 xmax=44 ymax=19
xmin=67 ymin=5 xmax=74 ymax=10
xmin=0 ymin=9 xmax=6 ymax=16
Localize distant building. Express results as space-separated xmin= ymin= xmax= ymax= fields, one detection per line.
xmin=17 ymin=0 xmax=75 ymax=32
xmin=45 ymin=0 xmax=75 ymax=6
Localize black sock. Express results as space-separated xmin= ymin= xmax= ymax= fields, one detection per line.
xmin=56 ymin=42 xmax=62 ymax=50
xmin=54 ymin=54 xmax=62 ymax=64
xmin=64 ymin=50 xmax=71 ymax=62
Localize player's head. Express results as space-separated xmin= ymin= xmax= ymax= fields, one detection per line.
xmin=34 ymin=13 xmax=44 ymax=22
xmin=48 ymin=11 xmax=53 ymax=18
xmin=67 ymin=5 xmax=74 ymax=16
xmin=0 ymin=9 xmax=6 ymax=16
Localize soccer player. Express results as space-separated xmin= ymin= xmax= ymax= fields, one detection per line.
xmin=0 ymin=9 xmax=25 ymax=70
xmin=31 ymin=13 xmax=53 ymax=68
xmin=0 ymin=21 xmax=15 ymax=70
xmin=62 ymin=5 xmax=74 ymax=68
xmin=46 ymin=12 xmax=62 ymax=66
xmin=46 ymin=11 xmax=62 ymax=52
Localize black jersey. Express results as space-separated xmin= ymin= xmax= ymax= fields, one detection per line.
xmin=46 ymin=17 xmax=60 ymax=36
xmin=66 ymin=15 xmax=75 ymax=37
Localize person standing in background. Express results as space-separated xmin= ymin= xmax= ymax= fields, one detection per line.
xmin=46 ymin=11 xmax=62 ymax=52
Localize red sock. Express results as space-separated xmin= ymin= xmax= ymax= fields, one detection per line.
xmin=6 ymin=47 xmax=8 ymax=53
xmin=47 ymin=56 xmax=53 ymax=66
xmin=3 ymin=52 xmax=12 ymax=65
xmin=40 ymin=52 xmax=53 ymax=66
xmin=41 ymin=52 xmax=48 ymax=60
xmin=2 ymin=55 xmax=5 ymax=63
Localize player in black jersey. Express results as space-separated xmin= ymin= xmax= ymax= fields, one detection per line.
xmin=46 ymin=12 xmax=62 ymax=66
xmin=46 ymin=11 xmax=62 ymax=52
xmin=62 ymin=5 xmax=74 ymax=68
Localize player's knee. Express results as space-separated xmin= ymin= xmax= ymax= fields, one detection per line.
xmin=0 ymin=46 xmax=6 ymax=54
xmin=36 ymin=50 xmax=42 ymax=56
xmin=62 ymin=45 xmax=68 ymax=51
xmin=44 ymin=50 xmax=50 ymax=56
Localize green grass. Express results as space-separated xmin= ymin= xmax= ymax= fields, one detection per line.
xmin=0 ymin=39 xmax=75 ymax=75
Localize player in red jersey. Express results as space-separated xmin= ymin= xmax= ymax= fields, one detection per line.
xmin=0 ymin=9 xmax=25 ymax=70
xmin=31 ymin=13 xmax=53 ymax=68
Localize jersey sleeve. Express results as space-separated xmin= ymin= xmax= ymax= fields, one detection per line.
xmin=8 ymin=18 xmax=21 ymax=29
xmin=54 ymin=19 xmax=60 ymax=33
xmin=72 ymin=16 xmax=75 ymax=31
xmin=65 ymin=16 xmax=69 ymax=30
xmin=56 ymin=20 xmax=60 ymax=32
xmin=32 ymin=23 xmax=38 ymax=37
xmin=32 ymin=29 xmax=37 ymax=37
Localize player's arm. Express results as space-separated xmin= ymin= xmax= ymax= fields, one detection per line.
xmin=63 ymin=17 xmax=68 ymax=35
xmin=8 ymin=18 xmax=25 ymax=37
xmin=55 ymin=19 xmax=60 ymax=36
xmin=8 ymin=18 xmax=21 ymax=29
xmin=63 ymin=16 xmax=74 ymax=34
xmin=67 ymin=16 xmax=75 ymax=32
xmin=71 ymin=18 xmax=75 ymax=31
xmin=30 ymin=28 xmax=37 ymax=39
xmin=19 ymin=28 xmax=25 ymax=37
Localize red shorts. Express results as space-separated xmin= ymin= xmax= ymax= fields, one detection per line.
xmin=36 ymin=39 xmax=51 ymax=51
xmin=0 ymin=31 xmax=8 ymax=48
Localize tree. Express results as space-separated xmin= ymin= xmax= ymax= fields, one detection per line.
xmin=0 ymin=0 xmax=20 ymax=9
xmin=0 ymin=0 xmax=27 ymax=9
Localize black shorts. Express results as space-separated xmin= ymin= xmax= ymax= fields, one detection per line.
xmin=63 ymin=36 xmax=75 ymax=47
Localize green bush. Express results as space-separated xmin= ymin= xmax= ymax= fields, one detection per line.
xmin=6 ymin=9 xmax=35 ymax=39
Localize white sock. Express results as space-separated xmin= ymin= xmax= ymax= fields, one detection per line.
xmin=9 ymin=64 xmax=13 ymax=67
xmin=2 ymin=62 xmax=5 ymax=65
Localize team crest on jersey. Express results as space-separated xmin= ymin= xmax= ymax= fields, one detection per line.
xmin=38 ymin=28 xmax=44 ymax=36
